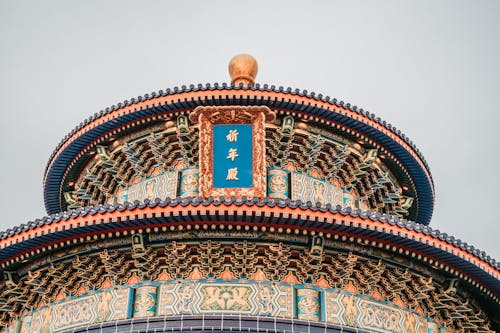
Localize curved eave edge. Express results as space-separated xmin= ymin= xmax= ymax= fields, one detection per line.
xmin=44 ymin=84 xmax=431 ymax=174
xmin=1 ymin=198 xmax=498 ymax=298
xmin=42 ymin=88 xmax=434 ymax=224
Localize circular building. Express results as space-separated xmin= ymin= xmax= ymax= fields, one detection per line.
xmin=0 ymin=55 xmax=498 ymax=333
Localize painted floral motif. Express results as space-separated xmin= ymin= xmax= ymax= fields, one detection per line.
xmin=199 ymin=285 xmax=253 ymax=312
xmin=341 ymin=294 xmax=359 ymax=327
xmin=292 ymin=173 xmax=342 ymax=207
xmin=268 ymin=169 xmax=289 ymax=199
xmin=133 ymin=286 xmax=157 ymax=317
xmin=14 ymin=281 xmax=443 ymax=333
xmin=359 ymin=301 xmax=401 ymax=332
xmin=52 ymin=297 xmax=95 ymax=331
xmin=297 ymin=289 xmax=320 ymax=320
xmin=180 ymin=168 xmax=199 ymax=196
xmin=298 ymin=296 xmax=320 ymax=313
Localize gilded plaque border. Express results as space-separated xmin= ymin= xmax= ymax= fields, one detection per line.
xmin=189 ymin=106 xmax=275 ymax=198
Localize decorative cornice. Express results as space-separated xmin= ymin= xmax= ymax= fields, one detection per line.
xmin=45 ymin=83 xmax=431 ymax=176
xmin=0 ymin=197 xmax=498 ymax=300
xmin=41 ymin=84 xmax=435 ymax=225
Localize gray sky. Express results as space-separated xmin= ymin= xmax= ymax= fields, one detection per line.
xmin=1 ymin=1 xmax=499 ymax=259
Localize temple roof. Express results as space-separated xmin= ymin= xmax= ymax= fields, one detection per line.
xmin=1 ymin=197 xmax=498 ymax=300
xmin=42 ymin=83 xmax=435 ymax=224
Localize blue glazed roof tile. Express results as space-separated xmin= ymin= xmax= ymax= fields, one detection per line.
xmin=42 ymin=85 xmax=437 ymax=227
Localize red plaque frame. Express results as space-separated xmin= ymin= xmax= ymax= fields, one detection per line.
xmin=189 ymin=106 xmax=275 ymax=199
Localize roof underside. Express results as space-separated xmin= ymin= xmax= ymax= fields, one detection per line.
xmin=1 ymin=198 xmax=498 ymax=300
xmin=42 ymin=85 xmax=435 ymax=225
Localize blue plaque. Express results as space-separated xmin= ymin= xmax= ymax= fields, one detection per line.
xmin=213 ymin=124 xmax=253 ymax=188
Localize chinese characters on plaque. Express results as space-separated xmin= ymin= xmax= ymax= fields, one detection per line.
xmin=213 ymin=124 xmax=253 ymax=188
xmin=190 ymin=105 xmax=274 ymax=198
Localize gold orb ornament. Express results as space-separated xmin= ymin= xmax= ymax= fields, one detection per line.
xmin=228 ymin=54 xmax=258 ymax=86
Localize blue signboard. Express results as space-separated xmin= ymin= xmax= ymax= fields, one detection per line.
xmin=213 ymin=124 xmax=253 ymax=188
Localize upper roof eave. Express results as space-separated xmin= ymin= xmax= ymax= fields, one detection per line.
xmin=41 ymin=83 xmax=435 ymax=224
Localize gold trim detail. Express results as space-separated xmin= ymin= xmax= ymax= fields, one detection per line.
xmin=189 ymin=106 xmax=275 ymax=199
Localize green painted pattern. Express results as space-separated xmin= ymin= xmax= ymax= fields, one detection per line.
xmin=7 ymin=280 xmax=442 ymax=333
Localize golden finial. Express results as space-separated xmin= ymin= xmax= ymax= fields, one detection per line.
xmin=228 ymin=54 xmax=258 ymax=86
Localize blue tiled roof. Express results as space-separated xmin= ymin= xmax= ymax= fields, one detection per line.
xmin=0 ymin=197 xmax=497 ymax=298
xmin=42 ymin=84 xmax=435 ymax=225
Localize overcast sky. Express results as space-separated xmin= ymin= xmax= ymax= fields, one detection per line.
xmin=0 ymin=1 xmax=499 ymax=259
